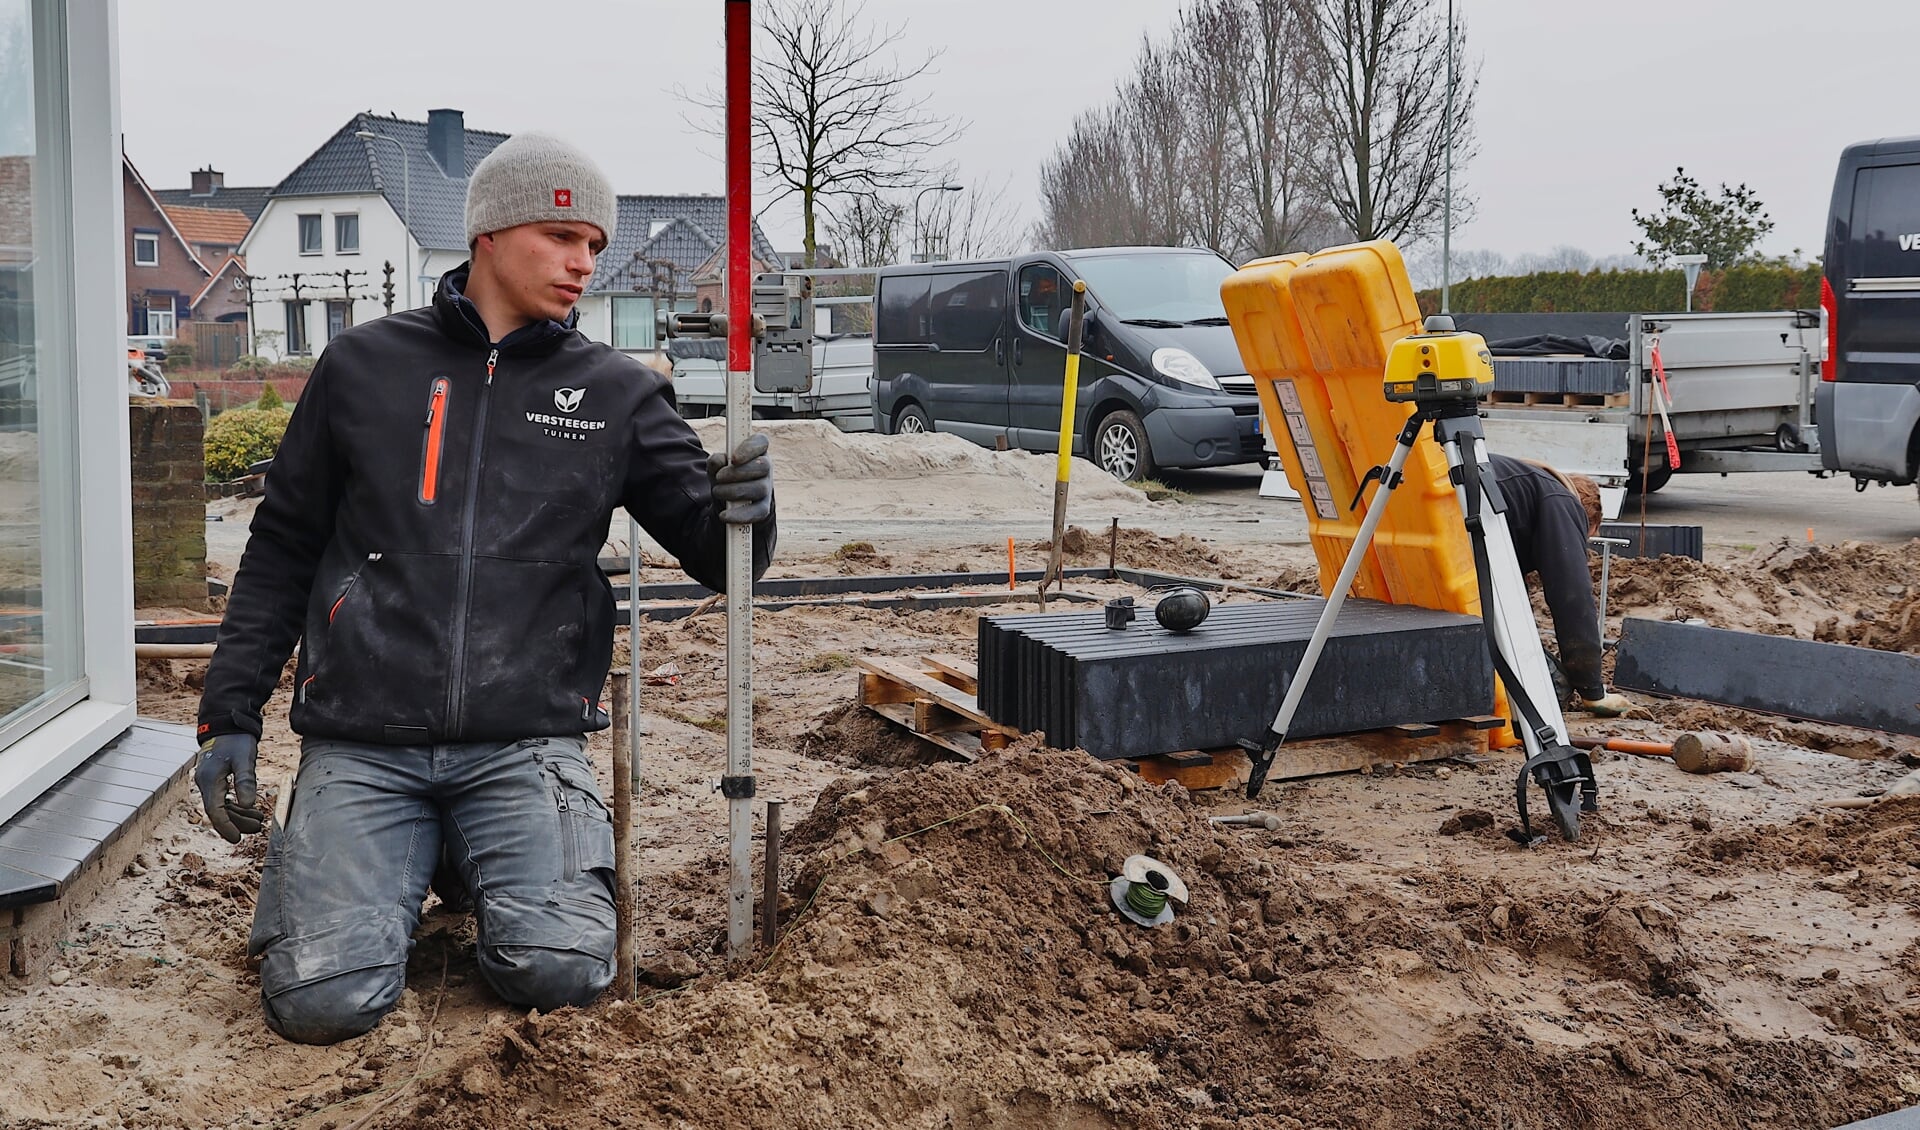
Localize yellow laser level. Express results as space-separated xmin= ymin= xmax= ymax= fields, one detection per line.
xmin=1383 ymin=319 xmax=1496 ymax=404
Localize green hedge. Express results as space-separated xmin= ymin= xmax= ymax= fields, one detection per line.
xmin=1417 ymin=263 xmax=1823 ymax=315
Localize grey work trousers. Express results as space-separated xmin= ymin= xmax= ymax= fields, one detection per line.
xmin=248 ymin=735 xmax=617 ymax=1045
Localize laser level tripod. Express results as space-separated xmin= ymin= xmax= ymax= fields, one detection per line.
xmin=1241 ymin=318 xmax=1598 ymax=844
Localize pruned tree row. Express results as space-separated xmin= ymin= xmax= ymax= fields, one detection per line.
xmin=1037 ymin=0 xmax=1477 ymax=262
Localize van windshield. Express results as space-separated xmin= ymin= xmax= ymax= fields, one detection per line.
xmin=1068 ymin=251 xmax=1235 ymax=324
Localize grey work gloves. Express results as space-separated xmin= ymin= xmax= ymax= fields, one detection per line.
xmin=194 ymin=732 xmax=266 ymax=843
xmin=707 ymin=433 xmax=774 ymax=525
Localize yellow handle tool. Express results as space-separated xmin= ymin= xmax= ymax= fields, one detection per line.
xmin=1042 ymin=280 xmax=1089 ymax=605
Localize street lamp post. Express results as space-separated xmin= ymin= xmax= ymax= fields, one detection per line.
xmin=355 ymin=129 xmax=412 ymax=310
xmin=1673 ymin=253 xmax=1708 ymax=313
xmin=913 ymin=183 xmax=963 ymax=263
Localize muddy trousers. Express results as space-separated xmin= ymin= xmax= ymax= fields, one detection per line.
xmin=249 ymin=736 xmax=617 ymax=1045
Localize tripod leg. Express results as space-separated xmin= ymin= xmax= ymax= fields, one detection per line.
xmin=1437 ymin=420 xmax=1594 ymax=842
xmin=1244 ymin=415 xmax=1424 ymax=797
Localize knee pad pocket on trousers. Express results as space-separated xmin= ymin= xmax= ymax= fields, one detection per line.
xmin=476 ymin=889 xmax=616 ymax=1010
xmin=256 ymin=913 xmax=413 ymax=1044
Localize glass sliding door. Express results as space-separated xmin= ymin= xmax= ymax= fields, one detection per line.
xmin=0 ymin=0 xmax=86 ymax=751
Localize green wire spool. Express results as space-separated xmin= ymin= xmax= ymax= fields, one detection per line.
xmin=1110 ymin=854 xmax=1189 ymax=927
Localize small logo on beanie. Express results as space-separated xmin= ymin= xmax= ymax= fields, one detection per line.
xmin=554 ymin=188 xmax=572 ymax=208
xmin=554 ymin=387 xmax=585 ymax=413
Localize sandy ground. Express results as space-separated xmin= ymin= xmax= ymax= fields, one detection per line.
xmin=16 ymin=424 xmax=1920 ymax=1129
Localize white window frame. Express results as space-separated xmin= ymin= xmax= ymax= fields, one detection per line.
xmin=145 ymin=299 xmax=175 ymax=338
xmin=0 ymin=0 xmax=139 ymax=827
xmin=334 ymin=212 xmax=359 ymax=254
xmin=131 ymin=229 xmax=157 ymax=266
xmin=297 ymin=212 xmax=322 ymax=255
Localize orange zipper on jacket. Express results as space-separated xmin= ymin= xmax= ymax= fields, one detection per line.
xmin=418 ymin=377 xmax=450 ymax=504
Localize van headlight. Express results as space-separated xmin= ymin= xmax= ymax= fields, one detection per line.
xmin=1151 ymin=347 xmax=1221 ymax=390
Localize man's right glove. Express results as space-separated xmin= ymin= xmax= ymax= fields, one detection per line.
xmin=1579 ymin=691 xmax=1634 ymax=718
xmin=193 ymin=733 xmax=265 ymax=843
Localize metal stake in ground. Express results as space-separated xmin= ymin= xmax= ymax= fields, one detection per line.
xmin=1041 ymin=280 xmax=1089 ymax=610
xmin=721 ymin=0 xmax=756 ymax=963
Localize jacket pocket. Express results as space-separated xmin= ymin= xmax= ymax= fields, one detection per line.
xmin=418 ymin=377 xmax=451 ymax=505
xmin=459 ymin=558 xmax=608 ymax=739
xmin=293 ymin=551 xmax=459 ymax=741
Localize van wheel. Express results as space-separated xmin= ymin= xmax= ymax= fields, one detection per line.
xmin=894 ymin=403 xmax=931 ymax=435
xmin=1095 ymin=410 xmax=1154 ymax=483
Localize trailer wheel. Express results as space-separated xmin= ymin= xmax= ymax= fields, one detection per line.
xmin=1626 ymin=464 xmax=1673 ymax=495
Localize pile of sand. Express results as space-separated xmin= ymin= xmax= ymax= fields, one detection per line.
xmin=688 ymin=419 xmax=1166 ymax=522
xmin=386 ymin=741 xmax=1895 ymax=1130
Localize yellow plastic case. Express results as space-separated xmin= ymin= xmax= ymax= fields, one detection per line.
xmin=1222 ymin=240 xmax=1515 ymax=744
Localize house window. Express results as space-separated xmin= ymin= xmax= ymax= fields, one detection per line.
xmin=146 ymin=299 xmax=176 ymax=339
xmin=611 ymin=295 xmax=656 ymax=351
xmin=132 ymin=230 xmax=158 ymax=266
xmin=297 ymin=213 xmax=322 ymax=255
xmin=285 ymin=300 xmax=309 ymax=355
xmin=335 ymin=214 xmax=359 ymax=254
xmin=326 ymin=300 xmax=351 ymax=341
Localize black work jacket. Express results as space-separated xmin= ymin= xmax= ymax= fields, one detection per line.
xmin=198 ymin=265 xmax=775 ymax=745
xmin=1488 ymin=454 xmax=1602 ymax=697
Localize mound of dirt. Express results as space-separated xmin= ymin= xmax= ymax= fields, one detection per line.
xmin=1603 ymin=539 xmax=1920 ymax=653
xmin=1029 ymin=524 xmax=1232 ymax=576
xmin=688 ymin=418 xmax=1165 ymax=523
xmin=388 ymin=741 xmax=1896 ymax=1130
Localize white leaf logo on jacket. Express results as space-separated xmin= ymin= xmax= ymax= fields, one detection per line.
xmin=554 ymin=387 xmax=585 ymax=414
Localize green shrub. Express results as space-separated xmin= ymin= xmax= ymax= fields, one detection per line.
xmin=1415 ymin=262 xmax=1822 ymax=316
xmin=204 ymin=407 xmax=291 ymax=481
xmin=162 ymin=337 xmax=194 ymax=368
xmin=256 ymin=383 xmax=284 ymax=412
xmin=228 ymin=354 xmax=273 ymax=373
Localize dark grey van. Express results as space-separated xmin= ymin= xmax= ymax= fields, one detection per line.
xmin=1821 ymin=135 xmax=1920 ymax=494
xmin=869 ymin=247 xmax=1262 ymax=481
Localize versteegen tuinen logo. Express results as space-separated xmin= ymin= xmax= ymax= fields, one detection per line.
xmin=554 ymin=387 xmax=585 ymax=413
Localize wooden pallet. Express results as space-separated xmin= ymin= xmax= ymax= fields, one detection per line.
xmin=857 ymin=654 xmax=1505 ymax=786
xmin=1485 ymin=389 xmax=1629 ymax=409
xmin=1128 ymin=715 xmax=1505 ymax=789
xmin=856 ymin=654 xmax=1018 ymax=761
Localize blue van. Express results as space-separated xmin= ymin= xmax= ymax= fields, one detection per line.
xmin=1821 ymin=136 xmax=1920 ymax=494
xmin=869 ymin=247 xmax=1263 ymax=481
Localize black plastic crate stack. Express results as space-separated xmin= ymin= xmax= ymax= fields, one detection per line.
xmin=1490 ymin=358 xmax=1630 ymax=396
xmin=1597 ymin=522 xmax=1704 ymax=561
xmin=977 ymin=598 xmax=1495 ymax=761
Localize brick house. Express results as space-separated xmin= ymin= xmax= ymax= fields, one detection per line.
xmin=121 ymin=154 xmax=208 ymax=340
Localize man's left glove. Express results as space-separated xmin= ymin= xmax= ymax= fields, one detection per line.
xmin=708 ymin=433 xmax=773 ymax=525
xmin=194 ymin=733 xmax=265 ymax=843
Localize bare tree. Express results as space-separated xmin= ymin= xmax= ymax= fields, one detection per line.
xmin=1230 ymin=0 xmax=1332 ymax=257
xmin=919 ymin=175 xmax=1025 ymax=261
xmin=1175 ymin=0 xmax=1246 ymax=256
xmin=750 ymin=0 xmax=963 ymax=267
xmin=1035 ymin=40 xmax=1188 ymax=250
xmin=1309 ymin=0 xmax=1475 ymax=247
xmin=821 ymin=192 xmax=905 ymax=268
xmin=1514 ymin=245 xmax=1595 ymax=274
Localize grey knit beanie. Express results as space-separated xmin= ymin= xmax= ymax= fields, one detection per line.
xmin=464 ymin=132 xmax=616 ymax=247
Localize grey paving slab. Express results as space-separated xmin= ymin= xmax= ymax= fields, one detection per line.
xmin=0 ymin=859 xmax=58 ymax=908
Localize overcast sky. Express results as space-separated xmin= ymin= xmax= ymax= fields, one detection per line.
xmin=119 ymin=0 xmax=1916 ymax=265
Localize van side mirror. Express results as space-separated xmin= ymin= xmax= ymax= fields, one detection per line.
xmin=1054 ymin=306 xmax=1097 ymax=346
